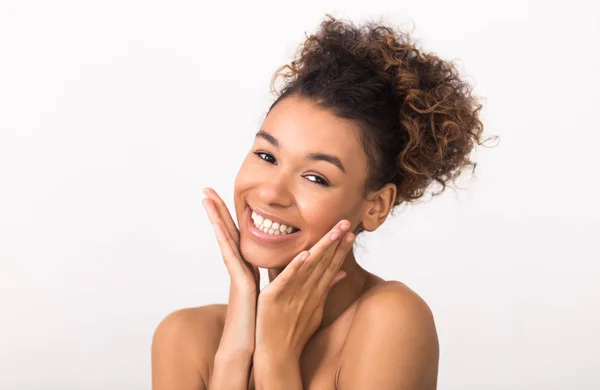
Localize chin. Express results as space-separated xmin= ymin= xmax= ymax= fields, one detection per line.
xmin=239 ymin=239 xmax=296 ymax=269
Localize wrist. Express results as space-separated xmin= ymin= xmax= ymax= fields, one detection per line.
xmin=254 ymin=345 xmax=300 ymax=364
xmin=253 ymin=347 xmax=300 ymax=372
xmin=221 ymin=297 xmax=257 ymax=353
xmin=253 ymin=350 xmax=301 ymax=390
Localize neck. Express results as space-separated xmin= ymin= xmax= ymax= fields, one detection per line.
xmin=266 ymin=250 xmax=370 ymax=329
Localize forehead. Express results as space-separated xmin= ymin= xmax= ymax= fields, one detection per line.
xmin=261 ymin=96 xmax=366 ymax=164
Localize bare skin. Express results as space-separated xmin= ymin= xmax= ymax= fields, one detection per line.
xmin=151 ymin=96 xmax=440 ymax=389
xmin=152 ymin=275 xmax=437 ymax=389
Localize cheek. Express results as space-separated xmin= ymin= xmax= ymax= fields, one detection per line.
xmin=297 ymin=188 xmax=364 ymax=236
xmin=297 ymin=194 xmax=348 ymax=234
xmin=234 ymin=157 xmax=254 ymax=215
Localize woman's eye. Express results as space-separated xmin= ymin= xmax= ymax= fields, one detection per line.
xmin=254 ymin=151 xmax=276 ymax=164
xmin=253 ymin=151 xmax=329 ymax=187
xmin=305 ymin=174 xmax=330 ymax=187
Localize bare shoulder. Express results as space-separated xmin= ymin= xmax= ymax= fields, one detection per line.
xmin=357 ymin=279 xmax=435 ymax=321
xmin=337 ymin=280 xmax=439 ymax=389
xmin=152 ymin=304 xmax=227 ymax=353
xmin=349 ymin=279 xmax=438 ymax=342
xmin=151 ymin=304 xmax=227 ymax=390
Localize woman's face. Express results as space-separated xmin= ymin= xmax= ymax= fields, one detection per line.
xmin=233 ymin=95 xmax=370 ymax=269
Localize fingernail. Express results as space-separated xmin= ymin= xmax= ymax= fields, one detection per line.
xmin=345 ymin=234 xmax=354 ymax=243
xmin=340 ymin=221 xmax=350 ymax=231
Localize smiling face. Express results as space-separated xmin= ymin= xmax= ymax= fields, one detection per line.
xmin=233 ymin=95 xmax=372 ymax=269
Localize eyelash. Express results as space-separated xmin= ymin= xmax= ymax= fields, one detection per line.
xmin=253 ymin=151 xmax=331 ymax=187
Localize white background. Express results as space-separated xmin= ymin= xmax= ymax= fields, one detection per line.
xmin=1 ymin=0 xmax=599 ymax=389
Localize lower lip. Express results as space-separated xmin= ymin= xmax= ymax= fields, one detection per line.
xmin=246 ymin=207 xmax=300 ymax=244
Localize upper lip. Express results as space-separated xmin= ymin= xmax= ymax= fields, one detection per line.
xmin=249 ymin=205 xmax=299 ymax=230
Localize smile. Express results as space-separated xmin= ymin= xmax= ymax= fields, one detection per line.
xmin=250 ymin=210 xmax=299 ymax=236
xmin=246 ymin=206 xmax=300 ymax=244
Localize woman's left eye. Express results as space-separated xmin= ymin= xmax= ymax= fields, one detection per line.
xmin=304 ymin=174 xmax=330 ymax=187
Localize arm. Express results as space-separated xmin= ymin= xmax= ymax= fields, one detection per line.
xmin=153 ymin=189 xmax=258 ymax=389
xmin=151 ymin=305 xmax=254 ymax=390
xmin=337 ymin=282 xmax=439 ymax=390
xmin=210 ymin=348 xmax=253 ymax=390
xmin=209 ymin=290 xmax=256 ymax=390
xmin=201 ymin=189 xmax=262 ymax=389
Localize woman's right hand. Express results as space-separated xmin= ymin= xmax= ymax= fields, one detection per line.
xmin=202 ymin=187 xmax=260 ymax=355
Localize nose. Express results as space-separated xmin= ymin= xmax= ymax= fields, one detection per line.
xmin=257 ymin=171 xmax=294 ymax=208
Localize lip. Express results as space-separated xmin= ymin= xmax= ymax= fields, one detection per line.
xmin=250 ymin=205 xmax=299 ymax=230
xmin=246 ymin=206 xmax=300 ymax=244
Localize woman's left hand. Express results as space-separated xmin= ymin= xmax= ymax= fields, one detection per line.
xmin=254 ymin=219 xmax=355 ymax=361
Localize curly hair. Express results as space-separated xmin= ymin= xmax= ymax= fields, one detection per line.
xmin=268 ymin=14 xmax=497 ymax=211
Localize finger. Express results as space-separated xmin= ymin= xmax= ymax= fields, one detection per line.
xmin=202 ymin=192 xmax=239 ymax=245
xmin=203 ymin=188 xmax=240 ymax=243
xmin=315 ymin=232 xmax=355 ymax=293
xmin=311 ymin=219 xmax=351 ymax=256
xmin=267 ymin=250 xmax=309 ymax=290
xmin=211 ymin=221 xmax=245 ymax=279
xmin=298 ymin=220 xmax=351 ymax=280
xmin=203 ymin=199 xmax=241 ymax=257
xmin=202 ymin=197 xmax=223 ymax=225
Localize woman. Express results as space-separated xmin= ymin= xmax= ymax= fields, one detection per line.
xmin=152 ymin=15 xmax=488 ymax=390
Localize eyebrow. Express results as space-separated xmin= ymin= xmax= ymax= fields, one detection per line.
xmin=255 ymin=130 xmax=346 ymax=173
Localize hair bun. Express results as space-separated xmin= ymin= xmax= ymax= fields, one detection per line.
xmin=270 ymin=14 xmax=497 ymax=208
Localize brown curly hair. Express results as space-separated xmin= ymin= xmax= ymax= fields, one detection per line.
xmin=268 ymin=14 xmax=497 ymax=211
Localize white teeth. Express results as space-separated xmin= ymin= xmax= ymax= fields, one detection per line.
xmin=251 ymin=209 xmax=297 ymax=236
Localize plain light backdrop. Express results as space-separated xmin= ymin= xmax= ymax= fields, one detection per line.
xmin=1 ymin=0 xmax=598 ymax=389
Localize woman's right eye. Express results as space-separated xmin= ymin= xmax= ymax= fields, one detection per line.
xmin=254 ymin=151 xmax=276 ymax=164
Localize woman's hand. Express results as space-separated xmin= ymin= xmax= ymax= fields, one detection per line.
xmin=254 ymin=219 xmax=355 ymax=361
xmin=203 ymin=187 xmax=260 ymax=295
xmin=202 ymin=187 xmax=259 ymax=355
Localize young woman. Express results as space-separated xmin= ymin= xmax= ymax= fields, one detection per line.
xmin=152 ymin=15 xmax=488 ymax=390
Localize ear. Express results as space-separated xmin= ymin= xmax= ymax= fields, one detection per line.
xmin=360 ymin=183 xmax=397 ymax=232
